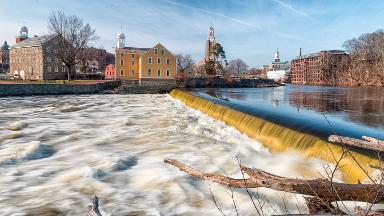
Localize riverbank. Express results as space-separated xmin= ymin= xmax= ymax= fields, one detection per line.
xmin=0 ymin=78 xmax=280 ymax=96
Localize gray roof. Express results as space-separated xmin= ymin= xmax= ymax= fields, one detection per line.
xmin=122 ymin=47 xmax=150 ymax=52
xmin=11 ymin=35 xmax=56 ymax=49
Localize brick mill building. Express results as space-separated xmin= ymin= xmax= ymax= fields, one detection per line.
xmin=290 ymin=50 xmax=350 ymax=85
xmin=9 ymin=26 xmax=67 ymax=80
xmin=114 ymin=31 xmax=177 ymax=82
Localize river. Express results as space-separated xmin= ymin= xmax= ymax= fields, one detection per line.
xmin=0 ymin=87 xmax=382 ymax=215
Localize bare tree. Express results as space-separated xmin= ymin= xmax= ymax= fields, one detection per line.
xmin=176 ymin=54 xmax=195 ymax=76
xmin=227 ymin=59 xmax=249 ymax=77
xmin=343 ymin=30 xmax=384 ymax=86
xmin=48 ymin=11 xmax=98 ymax=80
xmin=77 ymin=47 xmax=100 ymax=74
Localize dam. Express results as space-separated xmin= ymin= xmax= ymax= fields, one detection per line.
xmin=170 ymin=85 xmax=384 ymax=183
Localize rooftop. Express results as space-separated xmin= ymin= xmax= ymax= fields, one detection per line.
xmin=293 ymin=50 xmax=348 ymax=60
xmin=11 ymin=35 xmax=56 ymax=49
xmin=120 ymin=47 xmax=150 ymax=52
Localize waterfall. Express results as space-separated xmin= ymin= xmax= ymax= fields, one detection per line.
xmin=170 ymin=89 xmax=380 ymax=183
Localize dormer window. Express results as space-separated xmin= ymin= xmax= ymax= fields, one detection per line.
xmin=161 ymin=48 xmax=165 ymax=55
xmin=154 ymin=48 xmax=158 ymax=54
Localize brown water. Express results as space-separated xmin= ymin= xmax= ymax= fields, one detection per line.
xmin=0 ymin=94 xmax=382 ymax=215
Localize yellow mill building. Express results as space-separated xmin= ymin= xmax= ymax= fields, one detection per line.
xmin=115 ymin=31 xmax=176 ymax=82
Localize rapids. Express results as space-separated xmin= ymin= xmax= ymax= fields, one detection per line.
xmin=0 ymin=94 xmax=382 ymax=215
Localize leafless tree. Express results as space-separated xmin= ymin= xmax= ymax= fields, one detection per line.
xmin=226 ymin=59 xmax=249 ymax=77
xmin=343 ymin=29 xmax=384 ymax=86
xmin=77 ymin=47 xmax=100 ymax=74
xmin=176 ymin=54 xmax=195 ymax=76
xmin=48 ymin=11 xmax=98 ymax=80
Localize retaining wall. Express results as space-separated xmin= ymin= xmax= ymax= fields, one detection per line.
xmin=0 ymin=81 xmax=120 ymax=97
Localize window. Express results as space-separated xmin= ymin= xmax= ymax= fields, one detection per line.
xmin=166 ymin=68 xmax=170 ymax=77
xmin=154 ymin=48 xmax=158 ymax=54
xmin=131 ymin=60 xmax=134 ymax=65
xmin=161 ymin=48 xmax=165 ymax=55
xmin=120 ymin=52 xmax=124 ymax=58
xmin=148 ymin=57 xmax=152 ymax=64
xmin=120 ymin=69 xmax=124 ymax=76
xmin=54 ymin=66 xmax=59 ymax=73
xmin=48 ymin=66 xmax=52 ymax=72
xmin=120 ymin=59 xmax=124 ymax=65
xmin=47 ymin=57 xmax=51 ymax=62
xmin=157 ymin=57 xmax=161 ymax=64
xmin=166 ymin=58 xmax=170 ymax=64
xmin=131 ymin=53 xmax=134 ymax=58
xmin=157 ymin=69 xmax=161 ymax=76
xmin=147 ymin=68 xmax=152 ymax=76
xmin=56 ymin=58 xmax=59 ymax=63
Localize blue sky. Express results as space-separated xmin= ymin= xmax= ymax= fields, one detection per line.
xmin=1 ymin=0 xmax=384 ymax=68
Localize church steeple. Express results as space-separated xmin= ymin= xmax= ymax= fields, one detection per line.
xmin=205 ymin=25 xmax=216 ymax=61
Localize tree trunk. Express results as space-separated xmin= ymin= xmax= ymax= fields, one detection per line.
xmin=164 ymin=159 xmax=384 ymax=203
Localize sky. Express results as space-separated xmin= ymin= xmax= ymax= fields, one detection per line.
xmin=1 ymin=0 xmax=384 ymax=68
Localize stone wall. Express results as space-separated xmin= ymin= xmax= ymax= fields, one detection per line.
xmin=118 ymin=79 xmax=176 ymax=94
xmin=0 ymin=81 xmax=120 ymax=97
xmin=177 ymin=78 xmax=279 ymax=88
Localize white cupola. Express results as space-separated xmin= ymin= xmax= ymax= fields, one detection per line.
xmin=274 ymin=49 xmax=280 ymax=63
xmin=116 ymin=31 xmax=125 ymax=49
xmin=20 ymin=26 xmax=28 ymax=38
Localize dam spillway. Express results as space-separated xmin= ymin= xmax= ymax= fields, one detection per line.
xmin=170 ymin=88 xmax=383 ymax=183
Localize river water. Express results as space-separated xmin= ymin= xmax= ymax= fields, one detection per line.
xmin=0 ymin=91 xmax=382 ymax=215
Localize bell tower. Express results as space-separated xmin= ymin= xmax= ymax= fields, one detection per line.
xmin=205 ymin=25 xmax=216 ymax=61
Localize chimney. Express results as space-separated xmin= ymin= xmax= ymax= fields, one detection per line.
xmin=299 ymin=48 xmax=302 ymax=57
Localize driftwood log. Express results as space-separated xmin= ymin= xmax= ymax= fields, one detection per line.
xmin=87 ymin=196 xmax=102 ymax=216
xmin=164 ymin=159 xmax=383 ymax=203
xmin=329 ymin=135 xmax=384 ymax=152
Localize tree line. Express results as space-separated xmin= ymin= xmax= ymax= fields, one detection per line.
xmin=343 ymin=30 xmax=384 ymax=86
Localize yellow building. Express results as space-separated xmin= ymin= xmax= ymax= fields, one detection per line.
xmin=115 ymin=31 xmax=176 ymax=81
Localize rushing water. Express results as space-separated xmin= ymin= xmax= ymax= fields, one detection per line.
xmin=0 ymin=93 xmax=382 ymax=215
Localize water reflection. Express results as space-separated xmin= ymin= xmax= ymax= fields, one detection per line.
xmin=289 ymin=86 xmax=384 ymax=127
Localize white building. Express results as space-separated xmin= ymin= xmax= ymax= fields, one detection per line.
xmin=267 ymin=70 xmax=289 ymax=81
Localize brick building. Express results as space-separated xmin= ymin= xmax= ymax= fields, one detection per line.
xmin=290 ymin=50 xmax=350 ymax=85
xmin=9 ymin=26 xmax=67 ymax=80
xmin=115 ymin=31 xmax=176 ymax=82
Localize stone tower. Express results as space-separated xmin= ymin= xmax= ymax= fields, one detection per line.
xmin=205 ymin=26 xmax=216 ymax=61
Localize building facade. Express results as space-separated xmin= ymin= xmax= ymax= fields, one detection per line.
xmin=115 ymin=31 xmax=176 ymax=81
xmin=290 ymin=50 xmax=350 ymax=85
xmin=9 ymin=26 xmax=67 ymax=80
xmin=104 ymin=64 xmax=115 ymax=79
xmin=0 ymin=41 xmax=10 ymax=73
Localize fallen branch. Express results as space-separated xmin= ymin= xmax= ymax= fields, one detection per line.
xmin=87 ymin=196 xmax=102 ymax=216
xmin=165 ymin=159 xmax=384 ymax=203
xmin=328 ymin=135 xmax=384 ymax=152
